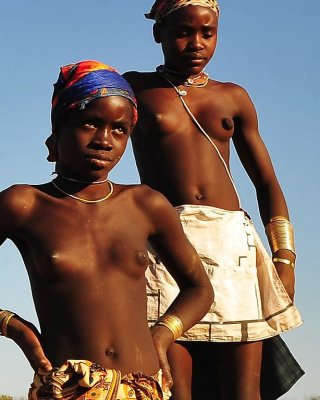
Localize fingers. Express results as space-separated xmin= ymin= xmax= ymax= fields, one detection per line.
xmin=156 ymin=347 xmax=173 ymax=392
xmin=26 ymin=341 xmax=52 ymax=372
xmin=161 ymin=362 xmax=173 ymax=392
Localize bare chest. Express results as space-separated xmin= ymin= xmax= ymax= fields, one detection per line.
xmin=139 ymin=87 xmax=235 ymax=144
xmin=17 ymin=204 xmax=149 ymax=280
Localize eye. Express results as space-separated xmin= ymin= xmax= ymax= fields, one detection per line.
xmin=203 ymin=32 xmax=214 ymax=39
xmin=175 ymin=27 xmax=191 ymax=38
xmin=177 ymin=30 xmax=189 ymax=37
xmin=203 ymin=28 xmax=216 ymax=39
xmin=83 ymin=120 xmax=97 ymax=128
xmin=112 ymin=124 xmax=129 ymax=136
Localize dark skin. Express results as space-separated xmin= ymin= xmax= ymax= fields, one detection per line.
xmin=124 ymin=5 xmax=296 ymax=400
xmin=0 ymin=96 xmax=213 ymax=392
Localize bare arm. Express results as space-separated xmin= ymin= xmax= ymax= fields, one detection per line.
xmin=137 ymin=187 xmax=213 ymax=388
xmin=145 ymin=188 xmax=213 ymax=332
xmin=232 ymin=86 xmax=295 ymax=300
xmin=0 ymin=186 xmax=52 ymax=372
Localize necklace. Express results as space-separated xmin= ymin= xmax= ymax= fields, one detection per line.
xmin=51 ymin=180 xmax=114 ymax=204
xmin=156 ymin=65 xmax=209 ymax=87
xmin=51 ymin=171 xmax=109 ymax=185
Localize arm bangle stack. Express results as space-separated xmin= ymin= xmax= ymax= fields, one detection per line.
xmin=272 ymin=257 xmax=295 ymax=269
xmin=154 ymin=314 xmax=184 ymax=341
xmin=265 ymin=216 xmax=296 ymax=257
xmin=0 ymin=310 xmax=15 ymax=337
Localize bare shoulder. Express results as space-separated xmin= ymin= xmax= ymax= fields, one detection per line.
xmin=211 ymin=79 xmax=250 ymax=98
xmin=123 ymin=70 xmax=149 ymax=86
xmin=123 ymin=71 xmax=161 ymax=92
xmin=123 ymin=183 xmax=171 ymax=212
xmin=212 ymin=80 xmax=256 ymax=119
xmin=0 ymin=184 xmax=40 ymax=228
xmin=122 ymin=183 xmax=175 ymax=222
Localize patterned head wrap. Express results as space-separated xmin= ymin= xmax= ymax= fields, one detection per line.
xmin=145 ymin=0 xmax=219 ymax=22
xmin=51 ymin=60 xmax=137 ymax=128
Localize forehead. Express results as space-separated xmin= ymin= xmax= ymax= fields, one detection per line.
xmin=164 ymin=5 xmax=218 ymax=25
xmin=82 ymin=96 xmax=134 ymax=113
xmin=60 ymin=96 xmax=135 ymax=124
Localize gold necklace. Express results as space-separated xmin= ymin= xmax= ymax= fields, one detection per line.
xmin=51 ymin=180 xmax=114 ymax=204
xmin=156 ymin=65 xmax=209 ymax=87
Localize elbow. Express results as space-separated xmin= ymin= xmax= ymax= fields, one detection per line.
xmin=204 ymin=283 xmax=214 ymax=312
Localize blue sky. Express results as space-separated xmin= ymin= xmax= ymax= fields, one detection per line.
xmin=0 ymin=1 xmax=319 ymax=398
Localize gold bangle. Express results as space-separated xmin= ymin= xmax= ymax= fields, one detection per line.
xmin=154 ymin=314 xmax=184 ymax=341
xmin=272 ymin=257 xmax=295 ymax=269
xmin=0 ymin=310 xmax=15 ymax=337
xmin=265 ymin=216 xmax=296 ymax=256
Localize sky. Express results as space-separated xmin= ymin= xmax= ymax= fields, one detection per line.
xmin=0 ymin=0 xmax=319 ymax=398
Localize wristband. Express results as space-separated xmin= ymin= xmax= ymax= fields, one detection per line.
xmin=265 ymin=216 xmax=296 ymax=256
xmin=272 ymin=257 xmax=295 ymax=269
xmin=154 ymin=314 xmax=184 ymax=341
xmin=0 ymin=310 xmax=15 ymax=337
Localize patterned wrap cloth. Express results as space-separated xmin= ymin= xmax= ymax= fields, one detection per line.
xmin=51 ymin=60 xmax=138 ymax=129
xmin=28 ymin=360 xmax=169 ymax=400
xmin=145 ymin=0 xmax=220 ymax=22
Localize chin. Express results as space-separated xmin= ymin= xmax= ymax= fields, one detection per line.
xmin=181 ymin=61 xmax=206 ymax=74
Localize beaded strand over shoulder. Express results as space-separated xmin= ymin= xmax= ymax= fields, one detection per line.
xmin=156 ymin=66 xmax=242 ymax=208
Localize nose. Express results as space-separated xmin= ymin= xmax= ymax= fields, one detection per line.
xmin=188 ymin=33 xmax=204 ymax=51
xmin=92 ymin=127 xmax=113 ymax=150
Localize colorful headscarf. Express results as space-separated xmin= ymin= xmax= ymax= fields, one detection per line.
xmin=51 ymin=60 xmax=137 ymax=128
xmin=145 ymin=0 xmax=220 ymax=22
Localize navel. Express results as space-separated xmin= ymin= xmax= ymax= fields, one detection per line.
xmin=222 ymin=117 xmax=234 ymax=130
xmin=105 ymin=348 xmax=116 ymax=358
xmin=196 ymin=193 xmax=205 ymax=201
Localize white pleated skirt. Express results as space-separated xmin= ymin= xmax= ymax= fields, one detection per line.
xmin=146 ymin=205 xmax=302 ymax=342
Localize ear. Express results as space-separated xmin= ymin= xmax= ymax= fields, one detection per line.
xmin=153 ymin=23 xmax=162 ymax=44
xmin=45 ymin=133 xmax=58 ymax=162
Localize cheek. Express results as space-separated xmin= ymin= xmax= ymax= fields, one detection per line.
xmin=116 ymin=136 xmax=129 ymax=157
xmin=162 ymin=40 xmax=183 ymax=56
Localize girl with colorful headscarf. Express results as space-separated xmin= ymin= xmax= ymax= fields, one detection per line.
xmin=0 ymin=59 xmax=213 ymax=400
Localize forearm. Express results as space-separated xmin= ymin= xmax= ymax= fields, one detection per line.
xmin=0 ymin=308 xmax=52 ymax=371
xmin=160 ymin=282 xmax=213 ymax=336
xmin=256 ymin=183 xmax=297 ymax=300
xmin=256 ymin=180 xmax=290 ymax=225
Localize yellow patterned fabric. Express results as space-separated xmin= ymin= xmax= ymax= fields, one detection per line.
xmin=145 ymin=0 xmax=220 ymax=22
xmin=28 ymin=360 xmax=167 ymax=400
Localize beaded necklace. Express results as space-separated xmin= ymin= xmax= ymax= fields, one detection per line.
xmin=156 ymin=65 xmax=209 ymax=87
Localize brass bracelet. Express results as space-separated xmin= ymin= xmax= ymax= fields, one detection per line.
xmin=0 ymin=310 xmax=15 ymax=337
xmin=272 ymin=257 xmax=295 ymax=269
xmin=154 ymin=314 xmax=184 ymax=341
xmin=265 ymin=216 xmax=296 ymax=256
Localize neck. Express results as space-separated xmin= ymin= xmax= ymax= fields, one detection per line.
xmin=156 ymin=65 xmax=209 ymax=87
xmin=52 ymin=171 xmax=109 ymax=185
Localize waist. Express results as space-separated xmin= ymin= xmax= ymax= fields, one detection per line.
xmin=175 ymin=204 xmax=246 ymax=217
xmin=147 ymin=181 xmax=240 ymax=210
xmin=41 ymin=328 xmax=159 ymax=375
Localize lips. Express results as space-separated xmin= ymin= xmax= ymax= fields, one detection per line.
xmin=185 ymin=53 xmax=206 ymax=61
xmin=85 ymin=153 xmax=113 ymax=168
